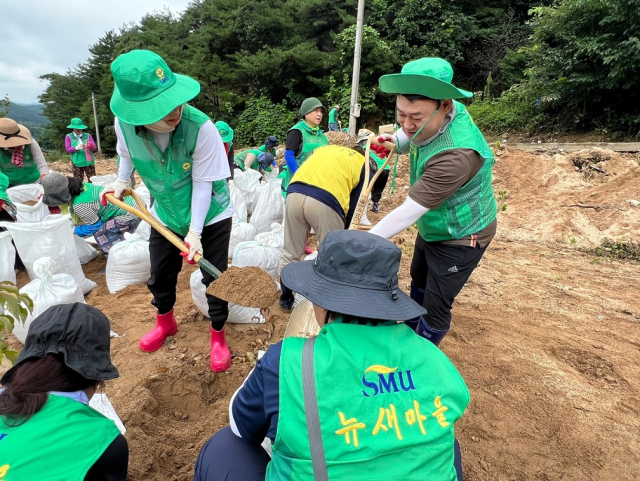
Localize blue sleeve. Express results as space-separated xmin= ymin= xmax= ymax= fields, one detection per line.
xmin=285 ymin=150 xmax=298 ymax=174
xmin=74 ymin=220 xmax=103 ymax=237
xmin=232 ymin=342 xmax=281 ymax=444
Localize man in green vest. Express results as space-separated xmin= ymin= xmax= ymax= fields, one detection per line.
xmin=370 ymin=58 xmax=497 ymax=346
xmin=259 ymin=135 xmax=278 ymax=155
xmin=194 ymin=230 xmax=469 ymax=481
xmin=100 ymin=50 xmax=234 ymax=372
xmin=0 ymin=118 xmax=50 ymax=187
xmin=328 ymin=104 xmax=341 ymax=131
xmin=281 ymin=97 xmax=329 ymax=194
xmin=65 ymin=118 xmax=98 ymax=183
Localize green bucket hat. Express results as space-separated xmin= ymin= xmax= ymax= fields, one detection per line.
xmin=379 ymin=58 xmax=472 ymax=100
xmin=67 ymin=118 xmax=87 ymax=129
xmin=110 ymin=50 xmax=201 ymax=125
xmin=215 ymin=121 xmax=234 ymax=143
xmin=299 ymin=97 xmax=325 ymax=117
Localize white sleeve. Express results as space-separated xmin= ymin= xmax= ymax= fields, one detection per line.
xmin=114 ymin=118 xmax=135 ymax=182
xmin=395 ymin=129 xmax=411 ymax=154
xmin=192 ymin=120 xmax=231 ymax=182
xmin=30 ymin=140 xmax=49 ymax=175
xmin=369 ymin=197 xmax=429 ymax=239
xmin=189 ymin=180 xmax=212 ymax=235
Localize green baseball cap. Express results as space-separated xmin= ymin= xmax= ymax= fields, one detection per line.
xmin=67 ymin=118 xmax=87 ymax=129
xmin=215 ymin=121 xmax=234 ymax=143
xmin=379 ymin=58 xmax=472 ymax=100
xmin=299 ymin=97 xmax=325 ymax=117
xmin=110 ymin=50 xmax=201 ymax=125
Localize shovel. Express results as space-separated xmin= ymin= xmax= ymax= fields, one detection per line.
xmin=285 ymin=135 xmax=398 ymax=338
xmin=104 ymin=190 xmax=223 ymax=279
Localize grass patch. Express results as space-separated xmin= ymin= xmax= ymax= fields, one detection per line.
xmin=592 ymin=239 xmax=640 ymax=263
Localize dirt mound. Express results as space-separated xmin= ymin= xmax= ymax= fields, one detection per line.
xmin=206 ymin=266 xmax=277 ymax=308
xmin=326 ymin=131 xmax=356 ymax=147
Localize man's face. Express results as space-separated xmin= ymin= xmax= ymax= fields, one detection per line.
xmin=305 ymin=108 xmax=323 ymax=127
xmin=162 ymin=105 xmax=183 ymax=127
xmin=396 ymin=96 xmax=451 ymax=143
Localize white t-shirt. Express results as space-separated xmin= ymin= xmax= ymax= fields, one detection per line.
xmin=114 ymin=117 xmax=233 ymax=231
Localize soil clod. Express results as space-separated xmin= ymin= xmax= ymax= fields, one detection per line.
xmin=206 ymin=266 xmax=277 ymax=308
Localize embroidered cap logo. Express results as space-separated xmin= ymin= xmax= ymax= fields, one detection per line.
xmin=156 ymin=68 xmax=169 ymax=84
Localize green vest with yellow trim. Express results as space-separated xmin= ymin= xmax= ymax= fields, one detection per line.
xmin=0 ymin=145 xmax=39 ymax=186
xmin=281 ymin=121 xmax=329 ymax=193
xmin=118 ymin=105 xmax=230 ymax=236
xmin=267 ymin=320 xmax=469 ymax=481
xmin=0 ymin=394 xmax=120 ymax=481
xmin=67 ymin=133 xmax=94 ymax=167
xmin=411 ymin=101 xmax=497 ymax=242
xmin=71 ymin=183 xmax=135 ymax=223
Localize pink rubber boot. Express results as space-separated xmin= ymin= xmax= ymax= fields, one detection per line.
xmin=139 ymin=310 xmax=178 ymax=352
xmin=210 ymin=327 xmax=231 ymax=372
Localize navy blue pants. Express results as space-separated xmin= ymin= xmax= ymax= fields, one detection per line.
xmin=193 ymin=426 xmax=464 ymax=480
xmin=410 ymin=234 xmax=489 ymax=331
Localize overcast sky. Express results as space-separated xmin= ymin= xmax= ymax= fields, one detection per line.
xmin=0 ymin=0 xmax=192 ymax=104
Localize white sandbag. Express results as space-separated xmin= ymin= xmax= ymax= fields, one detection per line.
xmin=14 ymin=257 xmax=85 ymax=344
xmin=0 ymin=231 xmax=16 ymax=284
xmin=135 ymin=182 xmax=151 ymax=208
xmin=251 ymin=182 xmax=266 ymax=215
xmin=263 ymin=168 xmax=280 ymax=181
xmin=106 ymin=232 xmax=150 ymax=294
xmin=233 ymin=241 xmax=281 ymax=278
xmin=250 ymin=179 xmax=284 ymax=234
xmin=189 ymin=270 xmax=266 ymax=324
xmin=73 ymin=235 xmax=99 ymax=264
xmin=229 ymin=221 xmax=257 ymax=258
xmin=230 ymin=184 xmax=247 ymax=222
xmin=6 ymin=184 xmax=49 ymax=223
xmin=89 ymin=173 xmax=117 ymax=187
xmin=0 ymin=214 xmax=97 ymax=294
xmin=136 ymin=220 xmax=151 ymax=241
xmin=234 ymin=169 xmax=262 ymax=213
xmin=254 ymin=223 xmax=284 ymax=250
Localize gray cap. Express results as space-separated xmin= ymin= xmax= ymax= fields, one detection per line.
xmin=42 ymin=172 xmax=71 ymax=206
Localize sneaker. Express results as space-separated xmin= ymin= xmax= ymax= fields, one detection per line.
xmin=280 ymin=293 xmax=294 ymax=310
xmin=372 ymin=202 xmax=379 ymax=213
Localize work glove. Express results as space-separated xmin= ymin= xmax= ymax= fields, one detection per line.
xmin=75 ymin=144 xmax=84 ymax=151
xmin=100 ymin=179 xmax=130 ymax=207
xmin=373 ymin=134 xmax=397 ymax=159
xmin=87 ymin=141 xmax=96 ymax=150
xmin=180 ymin=231 xmax=202 ymax=264
xmin=257 ymin=152 xmax=275 ymax=170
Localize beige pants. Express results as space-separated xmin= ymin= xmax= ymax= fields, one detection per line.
xmin=278 ymin=193 xmax=344 ymax=275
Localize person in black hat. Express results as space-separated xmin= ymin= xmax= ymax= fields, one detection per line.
xmin=0 ymin=303 xmax=128 ymax=480
xmin=193 ymin=230 xmax=469 ymax=481
xmin=259 ymin=135 xmax=278 ymax=157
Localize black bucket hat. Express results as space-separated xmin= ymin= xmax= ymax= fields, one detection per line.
xmin=281 ymin=230 xmax=426 ymax=321
xmin=1 ymin=303 xmax=119 ymax=384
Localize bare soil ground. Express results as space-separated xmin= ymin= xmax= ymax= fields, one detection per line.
xmin=5 ymin=147 xmax=640 ymax=480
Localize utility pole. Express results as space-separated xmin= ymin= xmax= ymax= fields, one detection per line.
xmin=348 ymin=0 xmax=365 ymax=138
xmin=91 ymin=92 xmax=101 ymax=152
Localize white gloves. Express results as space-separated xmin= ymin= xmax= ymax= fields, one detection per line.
xmin=100 ymin=179 xmax=130 ymax=206
xmin=181 ymin=231 xmax=203 ymax=264
xmin=75 ymin=144 xmax=84 ymax=151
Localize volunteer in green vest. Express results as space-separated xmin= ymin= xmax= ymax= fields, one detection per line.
xmin=100 ymin=50 xmax=234 ymax=372
xmin=65 ymin=118 xmax=98 ymax=182
xmin=0 ymin=171 xmax=17 ymax=224
xmin=0 ymin=118 xmax=49 ymax=187
xmin=370 ymin=58 xmax=497 ymax=346
xmin=234 ymin=149 xmax=275 ymax=173
xmin=42 ymin=172 xmax=140 ymax=256
xmin=0 ymin=303 xmax=128 ymax=480
xmin=281 ymin=97 xmax=329 ymax=194
xmin=194 ymin=230 xmax=469 ymax=481
xmin=259 ymin=135 xmax=278 ymax=155
xmin=214 ymin=120 xmax=235 ymax=179
xmin=356 ymin=129 xmax=391 ymax=213
xmin=328 ymin=104 xmax=341 ymax=131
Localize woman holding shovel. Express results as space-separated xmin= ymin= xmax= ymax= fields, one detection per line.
xmin=101 ymin=50 xmax=234 ymax=372
xmin=194 ymin=230 xmax=469 ymax=481
xmin=65 ymin=118 xmax=98 ymax=182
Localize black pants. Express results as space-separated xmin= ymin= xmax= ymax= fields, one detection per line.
xmin=370 ymin=169 xmax=390 ymax=203
xmin=193 ymin=426 xmax=464 ymax=481
xmin=148 ymin=217 xmax=232 ymax=331
xmin=410 ymin=234 xmax=489 ymax=331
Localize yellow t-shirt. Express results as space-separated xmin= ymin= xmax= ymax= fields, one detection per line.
xmin=290 ymin=145 xmax=365 ymax=214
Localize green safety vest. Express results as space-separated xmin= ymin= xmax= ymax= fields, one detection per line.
xmin=71 ymin=182 xmax=135 ymax=223
xmin=0 ymin=145 xmax=39 ymax=186
xmin=258 ymin=145 xmax=276 ymax=155
xmin=234 ymin=148 xmax=262 ymax=172
xmin=118 ymin=104 xmax=231 ymax=236
xmin=0 ymin=394 xmax=120 ymax=481
xmin=281 ymin=120 xmax=329 ymax=193
xmin=67 ymin=133 xmax=94 ymax=167
xmin=370 ymin=150 xmax=390 ymax=171
xmin=411 ymin=101 xmax=497 ymax=242
xmin=329 ymin=108 xmax=338 ymax=124
xmin=267 ymin=320 xmax=470 ymax=481
xmin=0 ymin=172 xmax=10 ymax=204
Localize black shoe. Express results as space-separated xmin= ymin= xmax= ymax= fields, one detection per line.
xmin=372 ymin=202 xmax=379 ymax=213
xmin=280 ymin=293 xmax=294 ymax=310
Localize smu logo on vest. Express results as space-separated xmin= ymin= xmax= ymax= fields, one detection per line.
xmin=362 ymin=365 xmax=416 ymax=397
